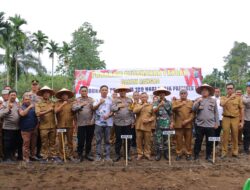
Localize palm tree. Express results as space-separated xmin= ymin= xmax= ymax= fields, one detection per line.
xmin=8 ymin=14 xmax=27 ymax=91
xmin=57 ymin=41 xmax=72 ymax=73
xmin=32 ymin=30 xmax=48 ymax=62
xmin=57 ymin=41 xmax=72 ymax=85
xmin=1 ymin=13 xmax=46 ymax=89
xmin=46 ymin=40 xmax=59 ymax=89
xmin=0 ymin=12 xmax=8 ymax=45
xmin=18 ymin=36 xmax=47 ymax=76
xmin=0 ymin=12 xmax=8 ymax=84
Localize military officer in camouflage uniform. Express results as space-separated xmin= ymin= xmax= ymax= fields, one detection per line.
xmin=153 ymin=87 xmax=173 ymax=161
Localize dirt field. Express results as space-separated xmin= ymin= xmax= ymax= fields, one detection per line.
xmin=0 ymin=150 xmax=249 ymax=190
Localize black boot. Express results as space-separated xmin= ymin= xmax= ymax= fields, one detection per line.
xmin=176 ymin=155 xmax=182 ymax=161
xmin=127 ymin=153 xmax=132 ymax=161
xmin=85 ymin=154 xmax=94 ymax=161
xmin=113 ymin=154 xmax=121 ymax=162
xmin=164 ymin=150 xmax=169 ymax=160
xmin=206 ymin=155 xmax=213 ymax=163
xmin=194 ymin=154 xmax=199 ymax=160
xmin=155 ymin=149 xmax=161 ymax=161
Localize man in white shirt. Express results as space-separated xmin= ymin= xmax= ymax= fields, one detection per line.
xmin=213 ymin=87 xmax=223 ymax=146
xmin=93 ymin=85 xmax=113 ymax=161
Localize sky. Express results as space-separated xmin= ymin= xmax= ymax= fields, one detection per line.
xmin=2 ymin=0 xmax=250 ymax=76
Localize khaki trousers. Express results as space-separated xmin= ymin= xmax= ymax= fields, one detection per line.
xmin=40 ymin=128 xmax=57 ymax=158
xmin=136 ymin=129 xmax=152 ymax=157
xmin=222 ymin=116 xmax=240 ymax=156
xmin=58 ymin=128 xmax=74 ymax=159
xmin=175 ymin=128 xmax=192 ymax=155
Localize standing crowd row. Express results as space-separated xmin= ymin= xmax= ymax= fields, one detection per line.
xmin=0 ymin=80 xmax=250 ymax=163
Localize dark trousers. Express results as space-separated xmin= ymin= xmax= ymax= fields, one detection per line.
xmin=194 ymin=126 xmax=215 ymax=158
xmin=131 ymin=127 xmax=137 ymax=148
xmin=77 ymin=125 xmax=95 ymax=156
xmin=243 ymin=120 xmax=250 ymax=152
xmin=0 ymin=125 xmax=3 ymax=158
xmin=114 ymin=125 xmax=132 ymax=156
xmin=3 ymin=129 xmax=23 ymax=160
xmin=214 ymin=120 xmax=222 ymax=146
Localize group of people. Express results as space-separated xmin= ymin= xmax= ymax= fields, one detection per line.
xmin=0 ymin=79 xmax=250 ymax=164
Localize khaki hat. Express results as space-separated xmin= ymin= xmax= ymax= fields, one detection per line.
xmin=55 ymin=88 xmax=74 ymax=99
xmin=37 ymin=86 xmax=55 ymax=96
xmin=153 ymin=87 xmax=171 ymax=96
xmin=196 ymin=84 xmax=214 ymax=96
xmin=114 ymin=85 xmax=132 ymax=93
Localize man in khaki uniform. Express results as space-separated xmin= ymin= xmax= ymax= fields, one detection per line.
xmin=35 ymin=86 xmax=58 ymax=161
xmin=55 ymin=88 xmax=75 ymax=161
xmin=133 ymin=92 xmax=155 ymax=161
xmin=172 ymin=89 xmax=194 ymax=161
xmin=220 ymin=83 xmax=244 ymax=158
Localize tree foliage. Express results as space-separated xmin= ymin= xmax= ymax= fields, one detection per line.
xmin=203 ymin=41 xmax=250 ymax=94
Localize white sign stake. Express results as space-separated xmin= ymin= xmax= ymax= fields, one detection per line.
xmin=121 ymin=135 xmax=133 ymax=166
xmin=208 ymin=137 xmax=220 ymax=163
xmin=57 ymin=129 xmax=67 ymax=162
xmin=163 ymin=130 xmax=175 ymax=165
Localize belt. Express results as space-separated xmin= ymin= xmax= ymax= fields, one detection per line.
xmin=223 ymin=115 xmax=237 ymax=118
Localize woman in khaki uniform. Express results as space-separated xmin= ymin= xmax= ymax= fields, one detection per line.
xmin=133 ymin=92 xmax=155 ymax=161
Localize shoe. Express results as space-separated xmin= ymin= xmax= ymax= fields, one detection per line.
xmin=243 ymin=151 xmax=250 ymax=155
xmin=206 ymin=156 xmax=213 ymax=163
xmin=164 ymin=150 xmax=169 ymax=160
xmin=113 ymin=155 xmax=121 ymax=162
xmin=136 ymin=155 xmax=143 ymax=161
xmin=186 ymin=155 xmax=192 ymax=161
xmin=3 ymin=158 xmax=14 ymax=163
xmin=127 ymin=155 xmax=132 ymax=161
xmin=145 ymin=156 xmax=153 ymax=161
xmin=79 ymin=155 xmax=84 ymax=162
xmin=85 ymin=154 xmax=94 ymax=161
xmin=95 ymin=156 xmax=102 ymax=162
xmin=175 ymin=155 xmax=182 ymax=161
xmin=232 ymin=154 xmax=239 ymax=158
xmin=155 ymin=150 xmax=161 ymax=161
xmin=36 ymin=154 xmax=43 ymax=159
xmin=194 ymin=154 xmax=199 ymax=160
xmin=30 ymin=156 xmax=40 ymax=161
xmin=52 ymin=157 xmax=63 ymax=163
xmin=40 ymin=158 xmax=49 ymax=163
xmin=68 ymin=156 xmax=77 ymax=162
xmin=105 ymin=157 xmax=113 ymax=162
xmin=220 ymin=154 xmax=227 ymax=160
xmin=23 ymin=159 xmax=30 ymax=164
